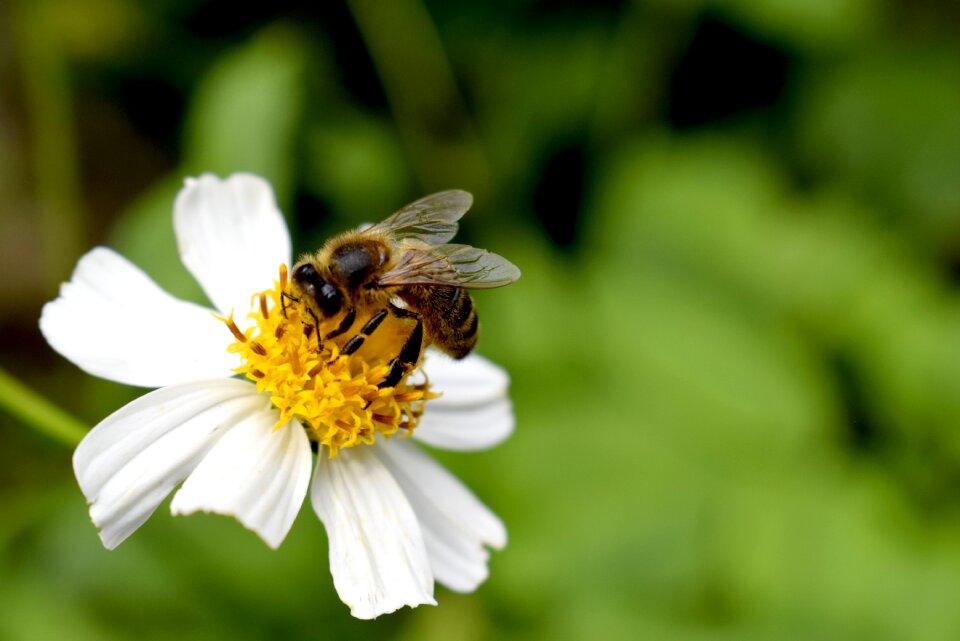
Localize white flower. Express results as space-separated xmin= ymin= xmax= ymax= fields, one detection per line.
xmin=39 ymin=173 xmax=514 ymax=619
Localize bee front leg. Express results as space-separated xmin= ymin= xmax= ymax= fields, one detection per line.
xmin=379 ymin=304 xmax=423 ymax=389
xmin=306 ymin=308 xmax=322 ymax=350
xmin=280 ymin=291 xmax=300 ymax=319
xmin=324 ymin=308 xmax=356 ymax=340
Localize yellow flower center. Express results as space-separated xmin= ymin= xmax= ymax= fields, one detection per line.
xmin=218 ymin=266 xmax=434 ymax=457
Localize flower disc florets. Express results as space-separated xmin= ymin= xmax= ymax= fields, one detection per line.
xmin=219 ymin=266 xmax=433 ymax=457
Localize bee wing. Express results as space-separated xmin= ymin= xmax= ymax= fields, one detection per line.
xmin=377 ymin=243 xmax=521 ymax=289
xmin=365 ymin=190 xmax=473 ymax=245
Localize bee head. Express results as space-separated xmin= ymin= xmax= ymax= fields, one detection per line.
xmin=292 ymin=263 xmax=343 ymax=317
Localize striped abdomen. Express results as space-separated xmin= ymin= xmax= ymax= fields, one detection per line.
xmin=400 ymin=286 xmax=478 ymax=359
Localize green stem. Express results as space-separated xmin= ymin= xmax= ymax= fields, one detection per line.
xmin=0 ymin=366 xmax=87 ymax=446
xmin=12 ymin=0 xmax=85 ymax=287
xmin=346 ymin=0 xmax=493 ymax=198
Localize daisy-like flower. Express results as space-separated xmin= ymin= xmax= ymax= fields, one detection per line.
xmin=39 ymin=173 xmax=513 ymax=619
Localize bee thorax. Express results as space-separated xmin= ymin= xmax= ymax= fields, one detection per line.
xmin=330 ymin=241 xmax=389 ymax=289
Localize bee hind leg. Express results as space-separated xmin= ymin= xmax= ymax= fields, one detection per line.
xmin=378 ymin=305 xmax=423 ymax=389
xmin=337 ymin=304 xmax=423 ymax=389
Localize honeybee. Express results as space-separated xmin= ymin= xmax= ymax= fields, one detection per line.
xmin=288 ymin=190 xmax=520 ymax=389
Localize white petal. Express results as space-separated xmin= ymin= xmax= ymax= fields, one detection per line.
xmin=174 ymin=173 xmax=291 ymax=317
xmin=375 ymin=439 xmax=506 ymax=593
xmin=170 ymin=417 xmax=312 ymax=549
xmin=414 ymin=399 xmax=514 ymax=451
xmin=414 ymin=353 xmax=514 ymax=451
xmin=74 ymin=379 xmax=266 ymax=549
xmin=421 ymin=352 xmax=509 ymax=407
xmin=40 ymin=247 xmax=238 ymax=387
xmin=311 ymin=447 xmax=435 ymax=619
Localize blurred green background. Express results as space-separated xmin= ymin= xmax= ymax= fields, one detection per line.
xmin=3 ymin=0 xmax=960 ymax=638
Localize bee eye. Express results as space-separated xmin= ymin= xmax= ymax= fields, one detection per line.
xmin=317 ymin=282 xmax=343 ymax=316
xmin=293 ymin=263 xmax=342 ymax=316
xmin=293 ymin=264 xmax=321 ymax=296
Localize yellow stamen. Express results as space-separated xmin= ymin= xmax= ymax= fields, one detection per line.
xmin=215 ymin=313 xmax=247 ymax=343
xmin=219 ymin=267 xmax=437 ymax=457
xmin=258 ymin=294 xmax=269 ymax=319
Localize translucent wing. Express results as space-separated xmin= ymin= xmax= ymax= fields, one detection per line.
xmin=377 ymin=243 xmax=521 ymax=289
xmin=365 ymin=190 xmax=473 ymax=245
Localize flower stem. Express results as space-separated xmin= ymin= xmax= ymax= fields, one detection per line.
xmin=11 ymin=0 xmax=85 ymax=287
xmin=0 ymin=366 xmax=87 ymax=446
xmin=346 ymin=0 xmax=492 ymax=198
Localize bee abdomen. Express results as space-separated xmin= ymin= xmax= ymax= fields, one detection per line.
xmin=402 ymin=286 xmax=479 ymax=359
xmin=446 ymin=287 xmax=478 ymax=359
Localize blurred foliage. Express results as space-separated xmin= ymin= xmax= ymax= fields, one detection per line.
xmin=3 ymin=0 xmax=960 ymax=639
